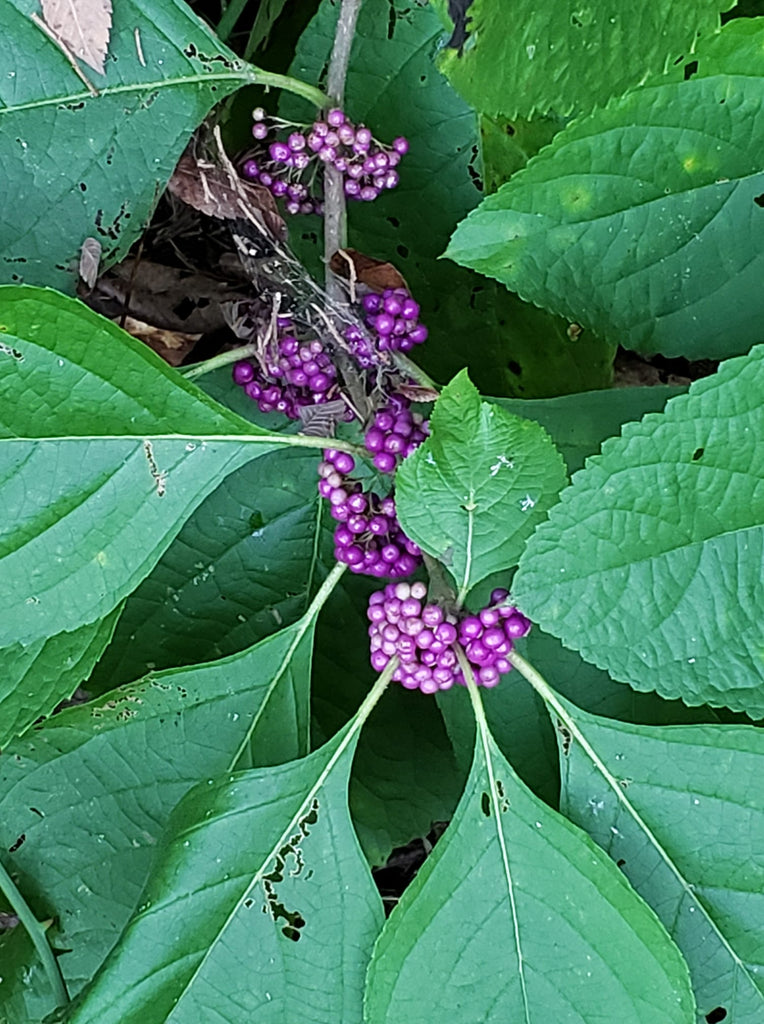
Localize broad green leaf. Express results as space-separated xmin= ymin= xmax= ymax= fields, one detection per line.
xmin=365 ymin=702 xmax=695 ymax=1023
xmin=396 ymin=371 xmax=567 ymax=598
xmin=312 ymin=570 xmax=462 ymax=865
xmin=555 ymin=699 xmax=764 ymax=1022
xmin=284 ymin=0 xmax=614 ymax=398
xmin=0 ymin=608 xmax=120 ymax=747
xmin=433 ymin=0 xmax=723 ymax=119
xmin=0 ymin=0 xmax=298 ymax=291
xmin=514 ymin=346 xmax=764 ymax=717
xmin=64 ymin=702 xmax=384 ymax=1023
xmin=0 ymin=613 xmax=321 ymax=995
xmin=446 ymin=20 xmax=764 ymax=360
xmin=88 ymin=448 xmax=327 ymax=690
xmin=0 ymin=286 xmax=292 ymax=647
xmin=496 ymin=384 xmax=684 ymax=474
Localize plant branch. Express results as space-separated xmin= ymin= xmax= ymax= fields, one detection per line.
xmin=182 ymin=343 xmax=260 ymax=381
xmin=0 ymin=859 xmax=68 ymax=1009
xmin=245 ymin=67 xmax=328 ymax=109
xmin=323 ymin=0 xmax=364 ymax=299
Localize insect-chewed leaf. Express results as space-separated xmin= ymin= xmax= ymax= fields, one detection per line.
xmin=396 ymin=370 xmax=566 ymax=598
xmin=63 ymin=721 xmax=383 ymax=1022
xmin=513 ymin=345 xmax=764 ymax=717
xmin=556 ymin=698 xmax=764 ymax=1023
xmin=365 ymin=712 xmax=694 ymax=1022
xmin=0 ymin=616 xmax=318 ymax=995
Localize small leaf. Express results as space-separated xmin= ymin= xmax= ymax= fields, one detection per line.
xmin=40 ymin=0 xmax=113 ymax=75
xmin=0 ymin=615 xmax=320 ymax=995
xmin=556 ymin=699 xmax=764 ymax=1022
xmin=365 ymin=703 xmax=695 ymax=1023
xmin=514 ymin=346 xmax=764 ymax=717
xmin=446 ymin=20 xmax=764 ymax=360
xmin=396 ymin=370 xmax=566 ymax=598
xmin=63 ymin=712 xmax=383 ymax=1022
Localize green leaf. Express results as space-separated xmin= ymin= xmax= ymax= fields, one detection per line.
xmin=0 ymin=609 xmax=120 ymax=746
xmin=496 ymin=384 xmax=684 ymax=474
xmin=365 ymin=696 xmax=695 ymax=1023
xmin=88 ymin=448 xmax=327 ymax=690
xmin=0 ymin=286 xmax=292 ymax=647
xmin=284 ymin=0 xmax=614 ymax=398
xmin=433 ymin=0 xmax=723 ymax=119
xmin=446 ymin=20 xmax=764 ymax=360
xmin=555 ymin=698 xmax=764 ymax=1022
xmin=63 ymin=694 xmax=384 ymax=1023
xmin=396 ymin=371 xmax=567 ymax=599
xmin=0 ymin=610 xmax=323 ymax=995
xmin=513 ymin=346 xmax=764 ymax=717
xmin=0 ymin=0 xmax=305 ymax=291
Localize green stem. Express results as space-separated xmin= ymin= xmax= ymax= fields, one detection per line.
xmin=0 ymin=860 xmax=68 ymax=1008
xmin=182 ymin=344 xmax=259 ymax=381
xmin=245 ymin=67 xmax=327 ymax=109
xmin=229 ymin=562 xmax=348 ymax=770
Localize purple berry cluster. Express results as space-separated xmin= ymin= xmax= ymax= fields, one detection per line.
xmin=319 ymin=449 xmax=421 ymax=578
xmin=368 ymin=584 xmax=531 ymax=694
xmin=232 ymin=322 xmax=339 ymax=418
xmin=361 ymin=288 xmax=428 ymax=354
xmin=242 ymin=107 xmax=408 ymax=215
xmin=363 ymin=404 xmax=428 ymax=475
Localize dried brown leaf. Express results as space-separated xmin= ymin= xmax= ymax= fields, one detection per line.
xmin=329 ymin=249 xmax=408 ymax=293
xmin=168 ymin=151 xmax=286 ymax=241
xmin=40 ymin=0 xmax=113 ymax=75
xmin=117 ymin=315 xmax=200 ymax=367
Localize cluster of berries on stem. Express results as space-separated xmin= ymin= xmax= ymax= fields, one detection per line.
xmin=367 ymin=584 xmax=531 ymax=694
xmin=242 ymin=107 xmax=408 ymax=216
xmin=232 ymin=316 xmax=345 ymax=420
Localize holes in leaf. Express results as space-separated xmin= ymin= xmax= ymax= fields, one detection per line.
xmin=505 ymin=123 xmax=516 ymax=136
xmin=684 ymin=60 xmax=698 ymax=80
xmin=481 ymin=792 xmax=491 ymax=816
xmin=692 ymin=447 xmax=705 ymax=461
xmin=8 ymin=834 xmax=25 ymax=853
xmin=397 ymin=244 xmax=409 ymax=259
xmin=705 ymin=1009 xmax=727 ymax=1023
xmin=557 ymin=723 xmax=572 ymax=756
xmin=754 ymin=194 xmax=764 ymax=208
xmin=616 ymin=858 xmax=626 ymax=868
xmin=79 ymin=182 xmax=87 ymax=192
xmin=508 ymin=360 xmax=522 ymax=376
xmin=387 ymin=216 xmax=400 ymax=228
xmin=387 ymin=0 xmax=397 ymax=39
xmin=571 ymin=14 xmax=583 ymax=27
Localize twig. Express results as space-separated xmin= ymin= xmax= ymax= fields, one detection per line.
xmin=323 ymin=0 xmax=364 ymax=300
xmin=31 ymin=13 xmax=99 ymax=97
